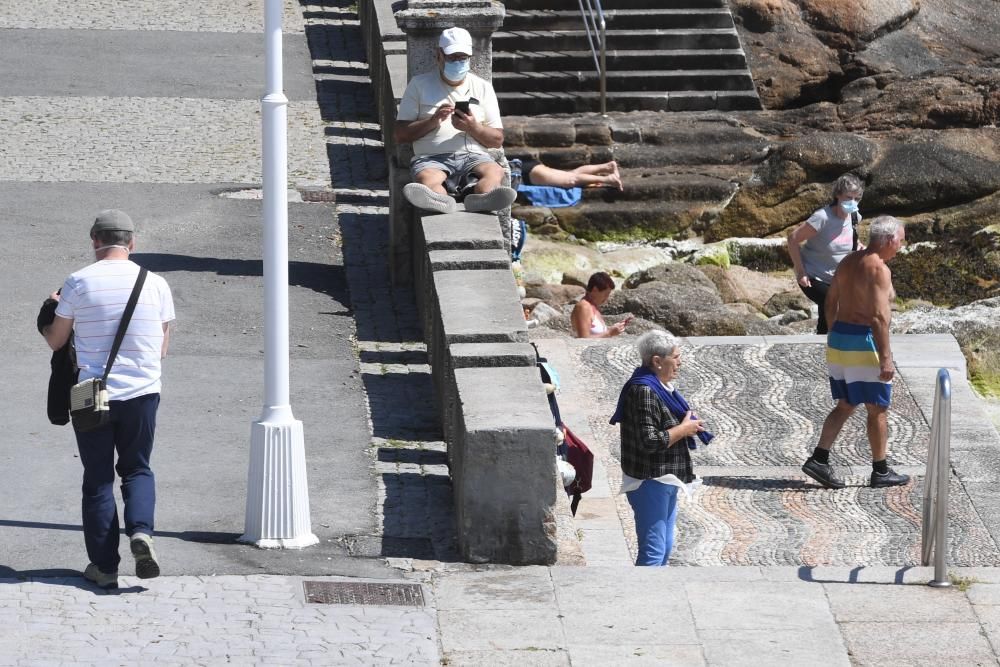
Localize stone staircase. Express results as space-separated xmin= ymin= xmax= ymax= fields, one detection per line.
xmin=495 ymin=0 xmax=761 ymax=114
xmin=503 ymin=111 xmax=769 ymax=241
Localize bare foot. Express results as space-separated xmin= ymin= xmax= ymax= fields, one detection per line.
xmin=608 ymin=171 xmax=623 ymax=191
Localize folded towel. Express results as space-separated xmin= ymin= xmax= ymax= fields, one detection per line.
xmin=517 ymin=184 xmax=582 ymax=208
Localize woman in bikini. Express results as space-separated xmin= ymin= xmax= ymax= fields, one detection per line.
xmin=571 ymin=271 xmax=630 ymax=338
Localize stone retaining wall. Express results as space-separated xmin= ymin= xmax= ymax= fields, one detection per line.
xmin=359 ymin=0 xmax=558 ymax=564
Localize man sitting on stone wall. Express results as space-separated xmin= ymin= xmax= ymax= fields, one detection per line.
xmin=393 ymin=27 xmax=517 ymax=215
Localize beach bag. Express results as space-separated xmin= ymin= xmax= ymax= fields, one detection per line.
xmin=562 ymin=426 xmax=594 ymax=515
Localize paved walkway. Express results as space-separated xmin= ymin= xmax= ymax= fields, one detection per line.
xmin=4 ymin=566 xmax=1000 ymax=665
xmin=6 ymin=1 xmax=1000 ymax=665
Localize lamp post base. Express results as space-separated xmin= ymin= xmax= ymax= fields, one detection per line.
xmin=239 ymin=418 xmax=319 ymax=549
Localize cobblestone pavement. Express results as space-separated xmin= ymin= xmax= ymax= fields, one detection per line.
xmin=0 ymin=0 xmax=307 ymax=32
xmin=0 ymin=575 xmax=438 ymax=665
xmin=540 ymin=336 xmax=1000 ymax=568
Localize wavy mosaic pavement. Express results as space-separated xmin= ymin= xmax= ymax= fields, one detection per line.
xmin=574 ymin=340 xmax=1000 ymax=567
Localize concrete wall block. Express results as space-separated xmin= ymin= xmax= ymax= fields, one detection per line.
xmin=453 ymin=367 xmax=558 ymax=565
xmin=432 ymin=269 xmax=527 ymax=344
xmin=441 ymin=343 xmax=538 ymax=465
xmin=374 ymin=0 xmax=406 ymax=43
xmin=411 ymin=208 xmax=430 ymax=317
xmin=387 ymin=53 xmax=409 ymax=103
xmin=421 ymin=212 xmax=505 ymax=251
xmin=428 ymin=248 xmax=510 ymax=271
xmin=448 ymin=343 xmax=536 ymax=369
xmin=389 ymin=160 xmax=415 ymax=285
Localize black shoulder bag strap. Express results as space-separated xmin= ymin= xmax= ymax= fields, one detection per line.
xmin=101 ymin=268 xmax=148 ymax=386
xmin=851 ymin=212 xmax=860 ymax=251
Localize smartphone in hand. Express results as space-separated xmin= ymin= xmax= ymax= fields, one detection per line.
xmin=454 ymin=100 xmax=471 ymax=115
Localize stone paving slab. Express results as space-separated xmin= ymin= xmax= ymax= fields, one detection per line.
xmin=699 ymin=628 xmax=849 ymax=667
xmin=0 ymin=575 xmax=439 ymax=665
xmin=839 ymin=621 xmax=996 ymax=666
xmin=824 ymin=581 xmax=977 ymax=622
xmin=425 ymin=566 xmax=1000 ymax=666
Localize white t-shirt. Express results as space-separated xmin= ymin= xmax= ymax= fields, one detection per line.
xmin=800 ymin=205 xmax=859 ymax=283
xmin=396 ymin=70 xmax=503 ymax=158
xmin=55 ymin=259 xmax=175 ymax=401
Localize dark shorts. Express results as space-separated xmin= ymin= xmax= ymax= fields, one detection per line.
xmin=520 ymin=158 xmax=540 ymax=185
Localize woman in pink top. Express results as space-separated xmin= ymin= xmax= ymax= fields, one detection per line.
xmin=572 ymin=272 xmax=630 ymax=338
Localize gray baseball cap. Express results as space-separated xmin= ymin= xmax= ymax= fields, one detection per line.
xmin=90 ymin=209 xmax=135 ymax=238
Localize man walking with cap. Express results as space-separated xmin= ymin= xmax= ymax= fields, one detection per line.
xmin=41 ymin=210 xmax=175 ymax=589
xmin=394 ymin=26 xmax=517 ymax=214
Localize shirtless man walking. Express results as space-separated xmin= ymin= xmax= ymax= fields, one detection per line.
xmin=801 ymin=215 xmax=910 ymax=489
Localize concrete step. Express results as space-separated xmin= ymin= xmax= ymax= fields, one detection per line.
xmin=520 ymin=141 xmax=764 ymax=168
xmin=492 ymin=28 xmax=742 ymax=52
xmin=493 ymin=69 xmax=756 ymax=93
xmin=507 ymin=169 xmax=738 ymax=202
xmin=513 ymin=199 xmax=710 ymax=239
xmin=502 ymin=0 xmax=726 ymax=10
xmin=503 ymin=8 xmax=734 ymax=32
xmin=493 ymin=48 xmax=750 ymax=73
xmin=503 ymin=115 xmax=766 ymax=149
xmin=580 ymin=170 xmax=738 ymax=202
xmin=498 ymin=89 xmax=761 ymax=114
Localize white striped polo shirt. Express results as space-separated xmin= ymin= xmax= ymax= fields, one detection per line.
xmin=55 ymin=259 xmax=175 ymax=401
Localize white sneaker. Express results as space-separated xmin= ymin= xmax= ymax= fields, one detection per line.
xmin=403 ymin=183 xmax=457 ymax=214
xmin=464 ymin=187 xmax=517 ymax=212
xmin=130 ymin=533 xmax=161 ymax=580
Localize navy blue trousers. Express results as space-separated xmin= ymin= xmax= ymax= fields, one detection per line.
xmin=74 ymin=393 xmax=159 ymax=574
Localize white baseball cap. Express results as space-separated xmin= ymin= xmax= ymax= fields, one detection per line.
xmin=439 ymin=27 xmax=473 ymax=56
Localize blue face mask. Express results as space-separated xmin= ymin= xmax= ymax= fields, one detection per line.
xmin=841 ymin=199 xmax=859 ymax=214
xmin=443 ymin=59 xmax=470 ymax=82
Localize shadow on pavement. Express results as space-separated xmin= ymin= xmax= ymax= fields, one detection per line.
xmin=797 ymin=564 xmax=917 ymax=585
xmin=132 ymin=253 xmax=350 ymax=305
xmin=704 ymin=476 xmax=815 ymax=491
xmin=0 ymin=566 xmax=147 ymax=594
xmin=0 ymin=519 xmax=240 ymax=545
xmin=362 ymin=372 xmax=442 ymax=441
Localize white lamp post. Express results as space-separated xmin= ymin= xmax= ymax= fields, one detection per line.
xmin=239 ymin=0 xmax=318 ymax=549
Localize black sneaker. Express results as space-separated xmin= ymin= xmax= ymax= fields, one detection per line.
xmin=802 ymin=457 xmax=846 ymax=489
xmin=871 ymin=468 xmax=910 ymax=488
xmin=83 ymin=563 xmax=119 ymax=590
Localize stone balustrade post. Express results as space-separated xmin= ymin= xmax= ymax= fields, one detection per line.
xmin=394 ymin=0 xmax=505 ymax=82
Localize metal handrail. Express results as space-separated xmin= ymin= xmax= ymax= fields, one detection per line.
xmin=575 ymin=0 xmax=607 ymax=116
xmin=921 ymin=368 xmax=952 ymax=588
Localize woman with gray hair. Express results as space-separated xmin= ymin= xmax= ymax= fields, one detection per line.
xmin=609 ymin=329 xmax=713 ymax=566
xmin=787 ymin=173 xmax=866 ymax=334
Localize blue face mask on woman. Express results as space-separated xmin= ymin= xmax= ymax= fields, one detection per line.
xmin=841 ymin=199 xmax=859 ymax=214
xmin=443 ymin=59 xmax=470 ymax=82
